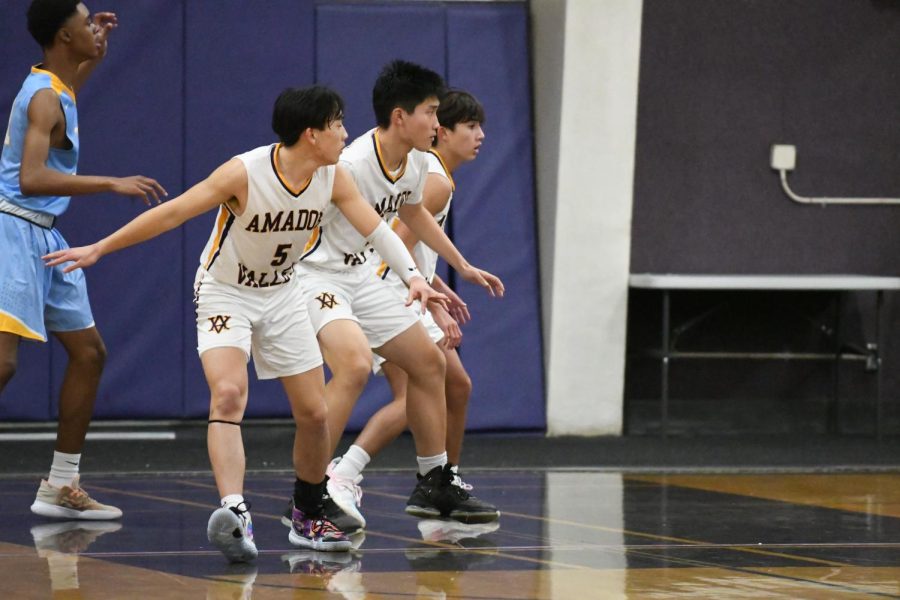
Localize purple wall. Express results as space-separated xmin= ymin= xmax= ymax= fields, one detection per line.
xmin=0 ymin=1 xmax=544 ymax=430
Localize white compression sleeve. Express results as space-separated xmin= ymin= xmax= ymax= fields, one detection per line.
xmin=366 ymin=220 xmax=422 ymax=285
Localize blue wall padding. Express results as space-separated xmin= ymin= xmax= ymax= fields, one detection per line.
xmin=445 ymin=5 xmax=545 ymax=429
xmin=314 ymin=4 xmax=447 ymax=142
xmin=0 ymin=1 xmax=543 ymax=431
xmin=314 ymin=3 xmax=449 ymax=428
xmin=181 ymin=0 xmax=317 ymax=417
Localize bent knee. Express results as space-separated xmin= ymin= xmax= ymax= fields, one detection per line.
xmin=328 ymin=351 xmax=372 ymax=390
xmin=412 ymin=344 xmax=446 ymax=379
xmin=446 ymin=369 xmax=472 ymax=401
xmin=209 ymin=381 xmax=247 ymax=418
xmin=71 ymin=338 xmax=107 ymax=369
xmin=293 ymin=402 xmax=328 ymax=427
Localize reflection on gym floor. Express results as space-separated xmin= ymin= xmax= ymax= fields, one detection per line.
xmin=3 ymin=470 xmax=900 ymax=598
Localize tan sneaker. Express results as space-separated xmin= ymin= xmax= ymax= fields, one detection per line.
xmin=30 ymin=476 xmax=123 ymax=520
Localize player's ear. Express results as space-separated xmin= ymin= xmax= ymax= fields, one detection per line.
xmin=391 ymin=106 xmax=406 ymax=127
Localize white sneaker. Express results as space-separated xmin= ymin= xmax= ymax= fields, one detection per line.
xmin=326 ymin=459 xmax=366 ymax=529
xmin=417 ymin=518 xmax=500 ymax=544
xmin=207 ymin=505 xmax=258 ymax=563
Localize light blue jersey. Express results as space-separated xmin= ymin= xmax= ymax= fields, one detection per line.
xmin=0 ymin=66 xmax=92 ymax=341
xmin=0 ymin=66 xmax=79 ymax=217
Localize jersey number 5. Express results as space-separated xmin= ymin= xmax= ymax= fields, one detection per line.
xmin=271 ymin=243 xmax=293 ymax=267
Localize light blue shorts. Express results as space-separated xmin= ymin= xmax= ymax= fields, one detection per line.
xmin=0 ymin=213 xmax=94 ymax=341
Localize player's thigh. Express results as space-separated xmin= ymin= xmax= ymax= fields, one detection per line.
xmin=0 ymin=215 xmax=51 ymax=342
xmin=52 ymin=326 xmax=105 ymax=363
xmin=353 ymin=273 xmax=420 ymax=350
xmin=375 ymin=319 xmax=444 ymax=375
xmin=250 ymin=280 xmax=323 ymax=380
xmin=280 ymin=365 xmax=327 ymax=419
xmin=200 ymin=346 xmax=250 ymax=412
xmin=299 ymin=267 xmax=358 ymax=338
xmin=0 ymin=332 xmax=20 ymax=372
xmin=317 ymin=318 xmax=372 ymax=373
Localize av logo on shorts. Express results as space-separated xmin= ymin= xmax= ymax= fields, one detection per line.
xmin=316 ymin=292 xmax=339 ymax=309
xmin=208 ymin=315 xmax=231 ymax=333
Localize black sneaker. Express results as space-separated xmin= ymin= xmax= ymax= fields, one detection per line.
xmin=405 ymin=464 xmax=500 ymax=524
xmin=280 ymin=497 xmax=362 ymax=534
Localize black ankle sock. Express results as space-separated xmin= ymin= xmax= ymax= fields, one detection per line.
xmin=293 ymin=477 xmax=326 ymax=516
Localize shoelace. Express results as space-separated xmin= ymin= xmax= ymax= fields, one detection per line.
xmin=228 ymin=501 xmax=253 ymax=536
xmin=331 ymin=475 xmax=363 ymax=505
xmin=312 ymin=518 xmax=344 ymax=539
xmin=451 ymin=474 xmax=474 ymax=491
xmin=63 ymin=486 xmax=93 ymax=509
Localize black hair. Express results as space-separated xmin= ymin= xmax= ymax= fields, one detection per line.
xmin=437 ymin=89 xmax=485 ymax=132
xmin=272 ymin=86 xmax=344 ymax=147
xmin=372 ymin=60 xmax=445 ymax=128
xmin=27 ymin=0 xmax=80 ymax=48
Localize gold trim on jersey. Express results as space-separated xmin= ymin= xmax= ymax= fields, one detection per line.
xmin=271 ymin=144 xmax=313 ymax=197
xmin=301 ymin=225 xmax=321 ymax=258
xmin=428 ymin=149 xmax=455 ymax=191
xmin=204 ymin=205 xmax=233 ymax=270
xmin=375 ymin=218 xmax=403 ymax=278
xmin=373 ymin=131 xmax=407 ymax=183
xmin=0 ymin=310 xmax=44 ymax=342
xmin=31 ymin=65 xmax=76 ymax=102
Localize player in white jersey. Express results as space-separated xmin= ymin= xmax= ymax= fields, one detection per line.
xmin=327 ymin=90 xmax=489 ymax=531
xmin=44 ymin=86 xmax=446 ymax=561
xmin=295 ymin=61 xmax=502 ymax=527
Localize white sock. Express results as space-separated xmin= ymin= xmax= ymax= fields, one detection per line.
xmin=333 ymin=445 xmax=371 ymax=479
xmin=417 ymin=452 xmax=447 ymax=476
xmin=48 ymin=451 xmax=80 ymax=488
xmin=221 ymin=494 xmax=245 ymax=510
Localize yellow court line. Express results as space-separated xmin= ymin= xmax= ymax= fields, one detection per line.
xmin=364 ymin=488 xmax=851 ymax=568
xmin=90 ymin=477 xmax=856 ymax=571
xmin=169 ymin=479 xmax=593 ymax=571
xmin=628 ymin=473 xmax=900 ymax=519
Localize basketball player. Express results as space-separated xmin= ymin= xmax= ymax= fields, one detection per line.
xmin=0 ymin=0 xmax=166 ymax=521
xmin=44 ymin=85 xmax=446 ymax=561
xmin=294 ymin=61 xmax=501 ymax=528
xmin=328 ymin=90 xmax=489 ymax=531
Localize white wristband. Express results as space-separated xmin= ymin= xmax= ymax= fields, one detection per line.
xmin=366 ymin=221 xmax=422 ymax=285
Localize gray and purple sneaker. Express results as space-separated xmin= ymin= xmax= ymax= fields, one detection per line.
xmin=288 ymin=506 xmax=352 ymax=552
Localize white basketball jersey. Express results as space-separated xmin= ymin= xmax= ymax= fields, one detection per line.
xmin=299 ymin=128 xmax=427 ymax=271
xmin=199 ymin=144 xmax=334 ymax=288
xmin=379 ymin=149 xmax=453 ymax=285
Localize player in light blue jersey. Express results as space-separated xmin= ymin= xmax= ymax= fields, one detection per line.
xmin=0 ymin=0 xmax=166 ymax=520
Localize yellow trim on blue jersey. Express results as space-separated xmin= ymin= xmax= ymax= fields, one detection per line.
xmin=204 ymin=206 xmax=230 ymax=269
xmin=0 ymin=310 xmax=44 ymax=341
xmin=31 ymin=65 xmax=76 ymax=102
xmin=272 ymin=144 xmax=312 ymax=197
xmin=373 ymin=131 xmax=407 ymax=183
xmin=428 ymin=149 xmax=455 ymax=191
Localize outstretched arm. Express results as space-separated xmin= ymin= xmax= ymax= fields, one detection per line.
xmin=20 ymin=90 xmax=167 ymax=203
xmin=331 ymin=165 xmax=448 ymax=311
xmin=43 ymin=158 xmax=247 ymax=272
xmin=398 ymin=200 xmax=504 ymax=298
